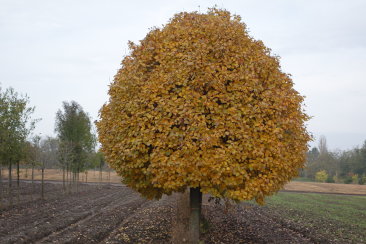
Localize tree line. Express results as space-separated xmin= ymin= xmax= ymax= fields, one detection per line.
xmin=0 ymin=85 xmax=106 ymax=207
xmin=301 ymin=136 xmax=366 ymax=184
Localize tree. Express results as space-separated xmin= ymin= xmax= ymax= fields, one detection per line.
xmin=55 ymin=101 xmax=95 ymax=191
xmin=38 ymin=136 xmax=58 ymax=199
xmin=90 ymin=151 xmax=105 ymax=185
xmin=0 ymin=85 xmax=37 ymax=206
xmin=304 ymin=147 xmax=320 ymax=178
xmin=315 ymin=170 xmax=328 ymax=182
xmin=57 ymin=140 xmax=74 ymax=193
xmin=304 ymin=136 xmax=340 ymax=180
xmin=96 ymin=8 xmax=311 ymax=242
xmin=25 ymin=136 xmax=42 ymax=197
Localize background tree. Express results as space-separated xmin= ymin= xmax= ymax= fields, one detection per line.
xmin=57 ymin=140 xmax=74 ymax=192
xmin=27 ymin=136 xmax=42 ymax=195
xmin=0 ymin=86 xmax=37 ymax=206
xmin=315 ymin=170 xmax=328 ymax=182
xmin=97 ymin=8 xmax=311 ymax=242
xmin=89 ymin=150 xmax=106 ymax=185
xmin=303 ymin=147 xmax=320 ymax=178
xmin=303 ymin=137 xmax=366 ymax=184
xmin=55 ymin=101 xmax=95 ymax=192
xmin=38 ymin=136 xmax=58 ymax=199
xmin=41 ymin=137 xmax=59 ymax=169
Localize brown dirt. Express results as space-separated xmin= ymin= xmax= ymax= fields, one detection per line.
xmin=1 ymin=182 xmax=363 ymax=244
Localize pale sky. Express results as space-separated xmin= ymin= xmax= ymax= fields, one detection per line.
xmin=1 ymin=0 xmax=366 ymax=151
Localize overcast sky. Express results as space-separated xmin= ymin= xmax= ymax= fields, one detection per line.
xmin=1 ymin=0 xmax=365 ymax=151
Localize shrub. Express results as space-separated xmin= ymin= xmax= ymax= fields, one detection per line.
xmin=352 ymin=174 xmax=359 ymax=184
xmin=315 ymin=170 xmax=328 ymax=183
xmin=344 ymin=177 xmax=353 ymax=184
xmin=325 ymin=176 xmax=335 ymax=183
xmin=358 ymin=175 xmax=366 ymax=185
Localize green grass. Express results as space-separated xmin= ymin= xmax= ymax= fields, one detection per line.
xmin=264 ymin=192 xmax=366 ymax=242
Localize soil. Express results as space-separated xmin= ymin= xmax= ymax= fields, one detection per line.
xmin=0 ymin=181 xmax=364 ymax=244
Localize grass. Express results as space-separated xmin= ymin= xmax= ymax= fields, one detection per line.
xmin=264 ymin=192 xmax=366 ymax=242
xmin=267 ymin=192 xmax=366 ymax=227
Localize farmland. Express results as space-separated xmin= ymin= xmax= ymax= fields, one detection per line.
xmin=0 ymin=180 xmax=365 ymax=244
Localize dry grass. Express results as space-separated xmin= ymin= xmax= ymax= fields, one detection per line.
xmin=283 ymin=181 xmax=366 ymax=195
xmin=2 ymin=168 xmax=366 ymax=195
xmin=1 ymin=168 xmax=121 ymax=184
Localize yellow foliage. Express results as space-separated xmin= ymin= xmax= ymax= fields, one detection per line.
xmin=315 ymin=170 xmax=328 ymax=183
xmin=96 ymin=8 xmax=311 ymax=203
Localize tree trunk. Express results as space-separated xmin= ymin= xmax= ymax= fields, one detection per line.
xmin=41 ymin=167 xmax=44 ymax=200
xmin=31 ymin=165 xmax=34 ymax=184
xmin=62 ymin=167 xmax=66 ymax=192
xmin=16 ymin=161 xmax=20 ymax=187
xmin=76 ymin=169 xmax=79 ymax=193
xmin=16 ymin=161 xmax=20 ymax=204
xmin=108 ymin=170 xmax=111 ymax=184
xmin=66 ymin=164 xmax=70 ymax=194
xmin=99 ymin=165 xmax=102 ymax=187
xmin=8 ymin=162 xmax=13 ymax=207
xmin=85 ymin=171 xmax=88 ymax=183
xmin=0 ymin=166 xmax=3 ymax=208
xmin=189 ymin=187 xmax=202 ymax=244
xmin=68 ymin=169 xmax=72 ymax=194
xmin=31 ymin=165 xmax=34 ymax=200
xmin=72 ymin=172 xmax=75 ymax=192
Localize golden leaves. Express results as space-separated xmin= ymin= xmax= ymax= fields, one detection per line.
xmin=96 ymin=8 xmax=311 ymax=204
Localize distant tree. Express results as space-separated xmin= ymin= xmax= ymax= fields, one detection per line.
xmin=304 ymin=147 xmax=320 ymax=178
xmin=315 ymin=170 xmax=328 ymax=182
xmin=41 ymin=137 xmax=59 ymax=169
xmin=38 ymin=136 xmax=58 ymax=199
xmin=318 ymin=135 xmax=328 ymax=155
xmin=57 ymin=141 xmax=74 ymax=192
xmin=27 ymin=136 xmax=42 ymax=195
xmin=0 ymin=86 xmax=37 ymax=206
xmin=339 ymin=144 xmax=366 ymax=178
xmin=355 ymin=141 xmax=366 ymax=176
xmin=89 ymin=151 xmax=105 ymax=184
xmin=55 ymin=101 xmax=95 ymax=191
xmin=97 ymin=8 xmax=311 ymax=242
xmin=305 ymin=137 xmax=339 ymax=180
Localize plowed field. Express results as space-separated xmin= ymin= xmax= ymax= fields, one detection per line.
xmin=0 ymin=181 xmax=365 ymax=244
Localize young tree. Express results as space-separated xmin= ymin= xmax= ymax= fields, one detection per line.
xmin=38 ymin=136 xmax=58 ymax=199
xmin=97 ymin=8 xmax=311 ymax=242
xmin=55 ymin=101 xmax=95 ymax=192
xmin=29 ymin=136 xmax=42 ymax=196
xmin=57 ymin=141 xmax=74 ymax=193
xmin=0 ymin=86 xmax=37 ymax=206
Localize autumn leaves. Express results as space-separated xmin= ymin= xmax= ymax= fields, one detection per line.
xmin=97 ymin=8 xmax=311 ymax=203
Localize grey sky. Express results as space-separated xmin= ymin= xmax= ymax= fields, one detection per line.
xmin=1 ymin=0 xmax=365 ymax=151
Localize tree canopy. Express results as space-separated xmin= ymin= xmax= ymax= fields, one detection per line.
xmin=97 ymin=8 xmax=311 ymax=203
xmin=55 ymin=101 xmax=95 ymax=173
xmin=0 ymin=86 xmax=36 ymax=167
